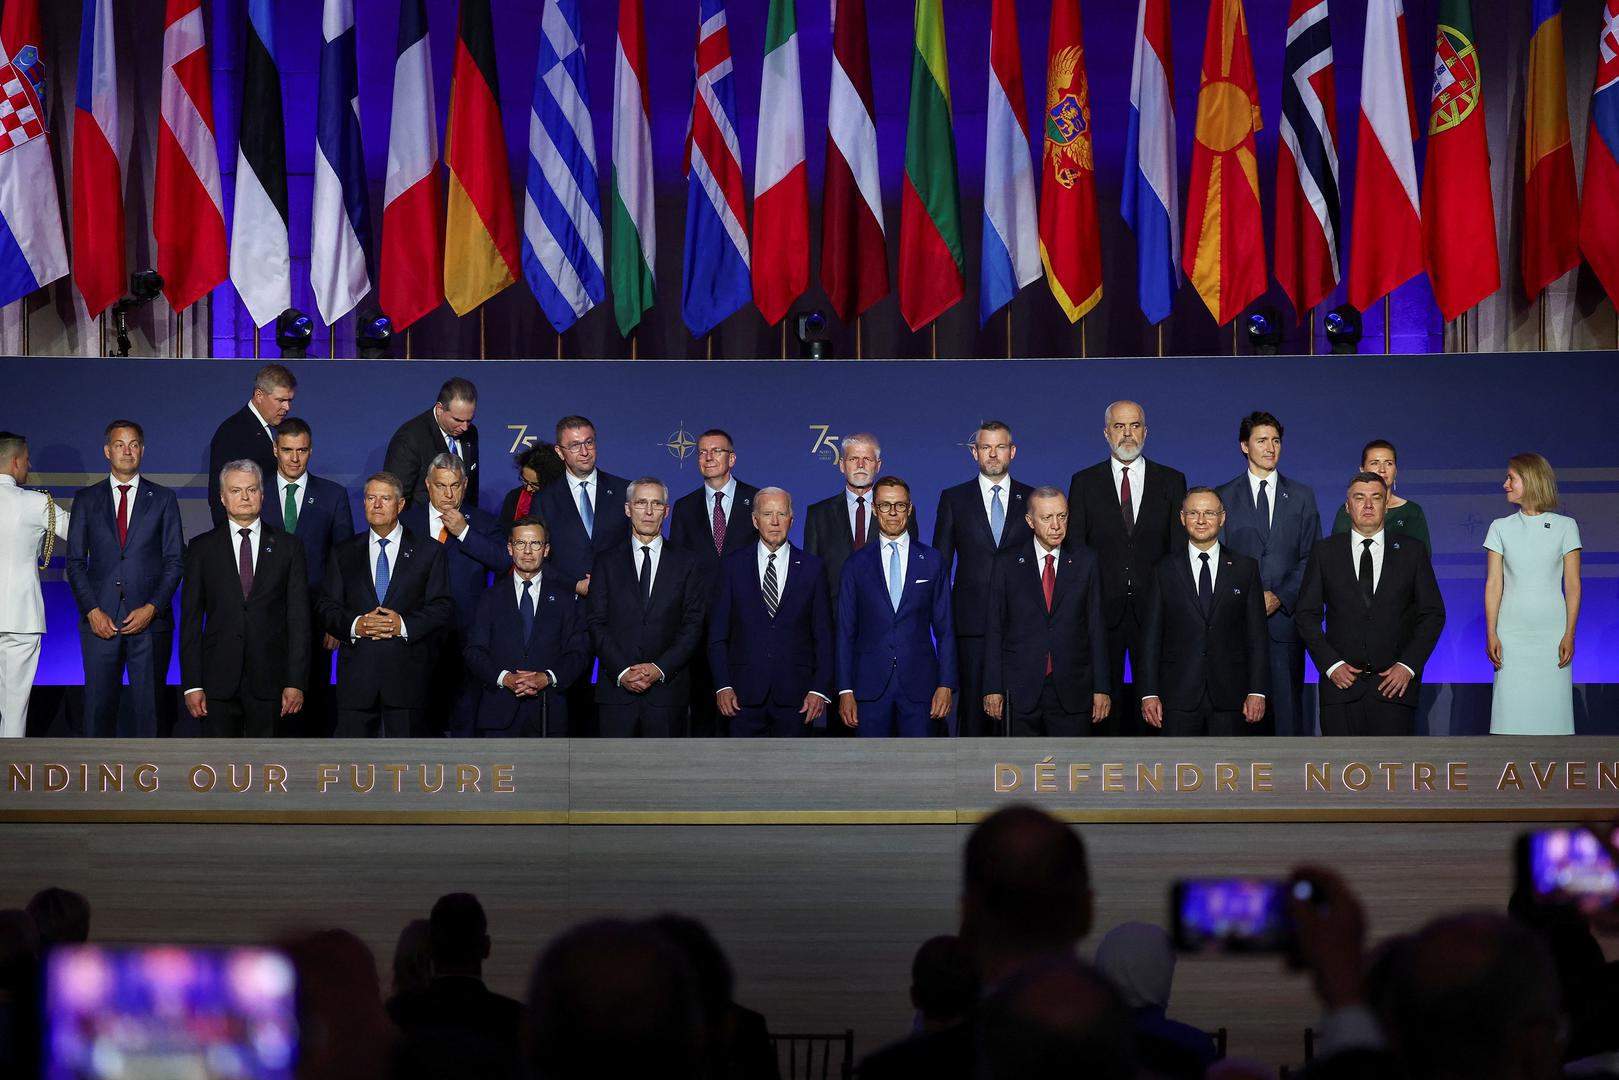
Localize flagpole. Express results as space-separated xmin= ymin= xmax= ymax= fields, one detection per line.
xmin=631 ymin=330 xmax=638 ymax=361
xmin=1307 ymin=307 xmax=1316 ymax=357
xmin=405 ymin=328 xmax=412 ymax=360
xmin=556 ymin=331 xmax=563 ymax=362
xmin=329 ymin=314 xmax=336 ymax=360
xmin=1233 ymin=323 xmax=1239 ymax=357
xmin=99 ymin=312 xmax=107 ymax=359
xmin=781 ymin=321 xmax=788 ymax=361
xmin=856 ymin=316 xmax=863 ymax=360
xmin=1382 ymin=296 xmax=1391 ymax=354
xmin=1005 ymin=307 xmax=1013 ymax=361
xmin=1080 ymin=317 xmax=1087 ymax=360
xmin=1537 ymin=290 xmax=1547 ymax=352
xmin=1156 ymin=322 xmax=1164 ymax=359
xmin=20 ymin=298 xmax=29 ymax=357
xmin=930 ymin=322 xmax=937 ymax=360
xmin=706 ymin=334 xmax=713 ymax=361
xmin=253 ymin=324 xmax=260 ymax=359
xmin=479 ymin=308 xmax=487 ymax=360
xmin=175 ymin=307 xmax=184 ymax=359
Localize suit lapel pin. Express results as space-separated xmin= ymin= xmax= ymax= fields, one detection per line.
xmin=1281 ymin=490 xmax=1290 ymax=500
xmin=1017 ymin=556 xmax=1025 ymax=564
xmin=1232 ymin=587 xmax=1241 ymax=594
xmin=1544 ymin=522 xmax=1552 ymax=529
xmin=547 ymin=594 xmax=555 ymax=602
xmin=1391 ymin=542 xmax=1401 ymax=551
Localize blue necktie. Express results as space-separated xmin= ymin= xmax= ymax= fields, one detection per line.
xmin=888 ymin=541 xmax=903 ymax=611
xmin=989 ymin=484 xmax=1005 ymax=545
xmin=375 ymin=538 xmax=391 ymax=600
xmin=447 ymin=433 xmax=461 ymax=459
xmin=579 ymin=480 xmax=594 ymax=537
xmin=519 ymin=579 xmax=535 ymax=641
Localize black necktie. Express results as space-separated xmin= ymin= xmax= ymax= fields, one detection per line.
xmin=639 ymin=545 xmax=653 ymax=606
xmin=1197 ymin=551 xmax=1213 ymax=617
xmin=1359 ymin=538 xmax=1375 ymax=607
xmin=519 ymin=579 xmax=535 ymax=641
xmin=1257 ymin=479 xmax=1271 ymax=539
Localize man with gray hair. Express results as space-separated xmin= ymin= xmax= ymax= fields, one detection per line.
xmin=0 ymin=433 xmax=70 ymax=737
xmin=585 ymin=477 xmax=707 ymax=737
xmin=207 ymin=363 xmax=297 ymax=526
xmin=181 ymin=459 xmax=310 ymax=737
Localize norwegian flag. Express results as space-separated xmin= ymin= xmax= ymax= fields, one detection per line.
xmin=154 ymin=0 xmax=227 ymax=313
xmin=1275 ymin=0 xmax=1342 ymax=320
xmin=681 ymin=0 xmax=751 ymax=337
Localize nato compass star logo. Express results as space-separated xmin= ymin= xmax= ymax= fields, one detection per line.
xmin=663 ymin=423 xmax=696 ymax=466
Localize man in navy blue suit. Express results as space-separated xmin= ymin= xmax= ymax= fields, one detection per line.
xmin=708 ymin=488 xmax=832 ymax=737
xmin=836 ymin=477 xmax=956 ymax=738
xmin=463 ymin=518 xmax=588 ymax=736
xmin=932 ymin=420 xmax=1034 ymax=737
xmin=207 ymin=364 xmax=296 ymax=526
xmin=261 ymin=417 xmax=353 ymax=736
xmin=1215 ymin=412 xmax=1321 ymax=736
xmin=66 ymin=420 xmax=185 ymax=737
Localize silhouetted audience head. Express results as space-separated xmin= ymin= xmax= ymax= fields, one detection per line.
xmin=978 ymin=954 xmax=1135 ymax=1080
xmin=283 ymin=928 xmax=395 ymax=1080
xmin=429 ymin=892 xmax=490 ymax=976
xmin=961 ymin=806 xmax=1092 ymax=980
xmin=0 ymin=910 xmax=41 ymax=1077
xmin=527 ymin=918 xmax=703 ymax=1080
xmin=26 ymin=887 xmax=90 ymax=949
xmin=909 ymin=935 xmax=977 ymax=1031
xmin=1508 ymin=886 xmax=1611 ymax=1061
xmin=390 ymin=918 xmax=433 ymax=999
xmin=647 ymin=913 xmax=734 ymax=1037
xmin=1093 ymin=921 xmax=1175 ymax=1010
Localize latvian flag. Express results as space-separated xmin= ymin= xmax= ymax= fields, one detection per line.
xmin=820 ymin=0 xmax=888 ymax=324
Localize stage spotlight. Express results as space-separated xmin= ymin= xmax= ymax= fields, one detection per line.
xmin=355 ymin=309 xmax=392 ymax=359
xmin=275 ymin=308 xmax=314 ymax=359
xmin=1324 ymin=304 xmax=1363 ymax=354
xmin=1245 ymin=304 xmax=1283 ymax=355
xmin=130 ymin=269 xmax=164 ymax=302
xmin=108 ymin=269 xmax=165 ymax=358
xmin=795 ymin=309 xmax=832 ymax=359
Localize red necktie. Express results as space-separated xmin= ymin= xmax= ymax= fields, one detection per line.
xmin=1119 ymin=465 xmax=1134 ymax=533
xmin=712 ymin=492 xmax=727 ymax=555
xmin=515 ymin=489 xmax=533 ymax=520
xmin=1042 ymin=553 xmax=1056 ymax=675
xmin=116 ymin=484 xmax=131 ymax=546
xmin=238 ymin=528 xmax=255 ymax=598
xmin=853 ymin=496 xmax=867 ymax=549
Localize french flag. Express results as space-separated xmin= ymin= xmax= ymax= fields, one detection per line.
xmin=978 ymin=0 xmax=1040 ymax=327
xmin=71 ymin=0 xmax=123 ymax=319
xmin=1121 ymin=0 xmax=1179 ymax=326
xmin=0 ymin=0 xmax=69 ymax=311
xmin=380 ymin=0 xmax=442 ymax=331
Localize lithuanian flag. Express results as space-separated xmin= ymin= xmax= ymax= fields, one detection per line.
xmin=897 ymin=0 xmax=965 ymax=332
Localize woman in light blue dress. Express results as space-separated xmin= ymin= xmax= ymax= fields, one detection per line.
xmin=1484 ymin=453 xmax=1582 ymax=735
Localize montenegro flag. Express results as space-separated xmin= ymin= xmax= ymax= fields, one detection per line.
xmin=1037 ymin=0 xmax=1102 ymax=324
xmin=1183 ymin=0 xmax=1265 ymax=327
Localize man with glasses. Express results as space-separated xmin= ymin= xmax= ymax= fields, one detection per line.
xmin=835 ymin=477 xmax=956 ymax=738
xmin=384 ymin=377 xmax=482 ymax=509
xmin=584 ymin=479 xmax=707 ymax=737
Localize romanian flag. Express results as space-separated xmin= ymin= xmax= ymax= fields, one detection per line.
xmin=1183 ymin=0 xmax=1266 ymax=326
xmin=1522 ymin=0 xmax=1580 ymax=299
xmin=443 ymin=0 xmax=520 ymax=315
xmin=1039 ymin=0 xmax=1103 ymax=324
xmin=896 ymin=0 xmax=965 ymax=331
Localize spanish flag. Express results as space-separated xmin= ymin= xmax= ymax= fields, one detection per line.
xmin=443 ymin=0 xmax=520 ymax=315
xmin=1522 ymin=0 xmax=1580 ymax=299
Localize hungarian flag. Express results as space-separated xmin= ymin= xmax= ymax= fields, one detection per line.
xmin=381 ymin=0 xmax=443 ymax=332
xmin=1581 ymin=0 xmax=1619 ymax=305
xmin=444 ymin=0 xmax=520 ymax=315
xmin=72 ymin=0 xmax=124 ymax=319
xmin=1347 ymin=0 xmax=1421 ymax=312
xmin=155 ymin=0 xmax=227 ymax=313
xmin=896 ymin=0 xmax=965 ymax=331
xmin=1183 ymin=0 xmax=1266 ymax=326
xmin=1420 ymin=0 xmax=1499 ymax=321
xmin=610 ymin=0 xmax=656 ymax=337
xmin=820 ymin=0 xmax=888 ymax=323
xmin=751 ymin=0 xmax=809 ymax=327
xmin=1274 ymin=0 xmax=1341 ymax=321
xmin=1522 ymin=0 xmax=1580 ymax=299
xmin=1039 ymin=0 xmax=1102 ymax=324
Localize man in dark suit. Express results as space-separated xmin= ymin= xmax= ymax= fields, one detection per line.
xmin=585 ymin=478 xmax=707 ymax=737
xmin=463 ymin=518 xmax=588 ymax=736
xmin=1215 ymin=411 xmax=1321 ymax=736
xmin=708 ymin=488 xmax=832 ymax=737
xmin=316 ymin=472 xmax=454 ymax=737
xmin=180 ymin=460 xmax=309 ymax=737
xmin=1139 ymin=488 xmax=1269 ymax=737
xmin=400 ymin=453 xmax=508 ymax=735
xmin=1295 ymin=472 xmax=1446 ymax=736
xmin=836 ymin=476 xmax=955 ymax=738
xmin=206 ymin=364 xmax=296 ymax=526
xmin=1066 ymin=400 xmax=1187 ymax=736
xmin=982 ymin=487 xmax=1110 ymax=737
xmin=804 ymin=431 xmax=919 ymax=611
xmin=934 ymin=420 xmax=1035 ymax=737
xmin=669 ymin=428 xmax=759 ymax=737
xmin=383 ymin=376 xmax=480 ymax=509
xmin=261 ymin=416 xmax=353 ymax=736
xmin=66 ymin=420 xmax=185 ymax=737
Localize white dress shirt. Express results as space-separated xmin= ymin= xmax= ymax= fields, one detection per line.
xmin=108 ymin=473 xmax=142 ymax=504
xmin=1033 ymin=538 xmax=1060 ymax=578
xmin=1247 ymin=469 xmax=1277 ymax=527
xmin=185 ymin=518 xmax=262 ymax=695
xmin=495 ymin=571 xmax=557 ymax=691
xmin=1188 ymin=540 xmax=1221 ymax=586
xmin=878 ymin=532 xmax=911 ymax=594
xmin=844 ymin=487 xmax=874 ymax=538
xmin=568 ymin=469 xmax=600 ymax=519
xmin=246 ymin=401 xmax=276 ymax=445
xmin=275 ymin=472 xmax=303 ymax=516
xmin=1110 ymin=457 xmax=1146 ymax=526
xmin=1324 ymin=529 xmax=1413 ymax=679
xmin=617 ymin=535 xmax=667 ymax=686
xmin=979 ymin=473 xmax=1014 ymax=525
xmin=757 ymin=540 xmax=790 ymax=595
xmin=427 ymin=503 xmax=470 ymax=542
xmin=354 ymin=525 xmax=409 ymax=642
xmin=706 ymin=477 xmax=738 ymax=535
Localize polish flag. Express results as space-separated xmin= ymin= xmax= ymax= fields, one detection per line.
xmin=1346 ymin=0 xmax=1421 ymax=312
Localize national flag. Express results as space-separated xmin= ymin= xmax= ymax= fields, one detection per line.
xmin=979 ymin=0 xmax=1040 ymax=326
xmin=610 ymin=0 xmax=656 ymax=337
xmin=1122 ymin=0 xmax=1178 ymax=325
xmin=1346 ymin=0 xmax=1422 ymax=312
xmin=71 ymin=0 xmax=123 ymax=319
xmin=0 ymin=0 xmax=67 ymax=312
xmin=752 ymin=0 xmax=809 ymax=327
xmin=444 ymin=0 xmax=521 ymax=315
xmin=1275 ymin=0 xmax=1341 ymax=321
xmin=898 ymin=0 xmax=965 ymax=331
xmin=523 ymin=0 xmax=606 ymax=334
xmin=155 ymin=0 xmax=227 ymax=313
xmin=1420 ymin=0 xmax=1499 ymax=321
xmin=820 ymin=0 xmax=888 ymax=323
xmin=381 ymin=0 xmax=442 ymax=332
xmin=1038 ymin=0 xmax=1103 ymax=327
xmin=1581 ymin=0 xmax=1619 ymax=304
xmin=312 ymin=0 xmax=373 ymax=326
xmin=682 ymin=0 xmax=752 ymax=337
xmin=1523 ymin=0 xmax=1580 ymax=299
xmin=230 ymin=0 xmax=290 ymax=329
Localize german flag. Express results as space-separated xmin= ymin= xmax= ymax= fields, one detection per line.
xmin=443 ymin=0 xmax=519 ymax=315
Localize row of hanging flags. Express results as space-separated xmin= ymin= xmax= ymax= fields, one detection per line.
xmin=3 ymin=0 xmax=1619 ymax=341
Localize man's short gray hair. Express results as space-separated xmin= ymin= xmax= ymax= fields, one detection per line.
xmin=366 ymin=471 xmax=406 ymax=499
xmin=626 ymin=477 xmax=669 ymax=505
xmin=755 ymin=486 xmax=793 ymax=513
xmin=1029 ymin=485 xmax=1066 ymax=502
xmin=842 ymin=432 xmax=881 ymax=458
xmin=0 ymin=432 xmax=25 ymax=468
xmin=218 ymin=459 xmax=264 ymax=489
xmin=1103 ymin=400 xmax=1145 ymax=426
xmin=427 ymin=452 xmax=466 ymax=478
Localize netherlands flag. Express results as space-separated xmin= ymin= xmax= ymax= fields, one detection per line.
xmin=682 ymin=0 xmax=751 ymax=338
xmin=1121 ymin=0 xmax=1178 ymax=326
xmin=0 ymin=0 xmax=69 ymax=310
xmin=72 ymin=0 xmax=122 ymax=319
xmin=978 ymin=0 xmax=1040 ymax=327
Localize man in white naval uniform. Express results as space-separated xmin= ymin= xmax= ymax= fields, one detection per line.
xmin=0 ymin=432 xmax=70 ymax=737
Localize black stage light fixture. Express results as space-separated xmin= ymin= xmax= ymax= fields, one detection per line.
xmin=356 ymin=309 xmax=393 ymax=359
xmin=1245 ymin=304 xmax=1283 ymax=355
xmin=130 ymin=269 xmax=164 ymax=302
xmin=1324 ymin=303 xmax=1363 ymax=354
xmin=795 ymin=309 xmax=832 ymax=359
xmin=109 ymin=269 xmax=165 ymax=358
xmin=275 ymin=308 xmax=314 ymax=359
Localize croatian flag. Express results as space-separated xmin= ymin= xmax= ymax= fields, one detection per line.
xmin=978 ymin=0 xmax=1040 ymax=327
xmin=72 ymin=0 xmax=123 ymax=319
xmin=1121 ymin=0 xmax=1179 ymax=326
xmin=0 ymin=0 xmax=69 ymax=310
xmin=312 ymin=0 xmax=374 ymax=326
xmin=682 ymin=0 xmax=752 ymax=338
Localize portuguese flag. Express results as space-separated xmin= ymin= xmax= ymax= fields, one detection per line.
xmin=897 ymin=0 xmax=966 ymax=331
xmin=1419 ymin=0 xmax=1499 ymax=321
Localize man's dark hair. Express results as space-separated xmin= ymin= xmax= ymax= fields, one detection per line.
xmin=974 ymin=420 xmax=1013 ymax=441
xmin=104 ymin=419 xmax=144 ymax=444
xmin=910 ymin=935 xmax=977 ymax=1022
xmin=872 ymin=475 xmax=911 ymax=497
xmin=1239 ymin=411 xmax=1283 ymax=442
xmin=437 ymin=377 xmax=478 ymax=408
xmin=555 ymin=415 xmax=595 ymax=441
xmin=25 ymin=887 xmax=90 ymax=947
xmin=0 ymin=432 xmax=25 ymax=466
xmin=1182 ymin=486 xmax=1222 ymax=506
xmin=274 ymin=416 xmax=312 ymax=442
xmin=979 ymin=956 xmax=1136 ymax=1080
xmin=963 ymin=806 xmax=1091 ymax=956
xmin=1350 ymin=470 xmax=1387 ymax=491
xmin=510 ymin=516 xmax=550 ymax=541
xmin=697 ymin=429 xmax=734 ymax=450
xmin=428 ymin=892 xmax=488 ymax=970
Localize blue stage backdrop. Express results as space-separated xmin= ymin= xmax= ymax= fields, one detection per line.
xmin=11 ymin=353 xmax=1619 ymax=732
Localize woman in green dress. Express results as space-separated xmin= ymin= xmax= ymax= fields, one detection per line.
xmin=1332 ymin=439 xmax=1430 ymax=549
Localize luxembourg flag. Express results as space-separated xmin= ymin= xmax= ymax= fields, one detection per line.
xmin=1121 ymin=0 xmax=1179 ymax=326
xmin=72 ymin=0 xmax=123 ymax=319
xmin=978 ymin=0 xmax=1040 ymax=326
xmin=312 ymin=0 xmax=374 ymax=326
xmin=0 ymin=0 xmax=69 ymax=310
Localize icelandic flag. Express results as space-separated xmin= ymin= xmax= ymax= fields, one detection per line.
xmin=682 ymin=0 xmax=752 ymax=338
xmin=312 ymin=0 xmax=374 ymax=326
xmin=1121 ymin=0 xmax=1179 ymax=326
xmin=523 ymin=0 xmax=606 ymax=334
xmin=0 ymin=0 xmax=69 ymax=309
xmin=230 ymin=0 xmax=291 ymax=329
xmin=978 ymin=0 xmax=1040 ymax=326
xmin=72 ymin=0 xmax=124 ymax=319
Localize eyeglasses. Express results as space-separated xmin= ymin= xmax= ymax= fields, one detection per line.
xmin=631 ymin=499 xmax=667 ymax=511
xmin=874 ymin=501 xmax=910 ymax=514
xmin=510 ymin=540 xmax=547 ymax=551
xmin=519 ymin=476 xmax=543 ymax=492
xmin=561 ymin=438 xmax=596 ymax=453
xmin=695 ymin=447 xmax=733 ymax=458
xmin=1183 ymin=510 xmax=1224 ymax=521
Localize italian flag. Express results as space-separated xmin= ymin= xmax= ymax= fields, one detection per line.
xmin=610 ymin=0 xmax=656 ymax=338
xmin=751 ymin=0 xmax=809 ymax=327
xmin=897 ymin=0 xmax=966 ymax=331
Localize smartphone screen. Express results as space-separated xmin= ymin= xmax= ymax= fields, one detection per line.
xmin=43 ymin=945 xmax=297 ymax=1080
xmin=1521 ymin=827 xmax=1619 ymax=915
xmin=1171 ymin=878 xmax=1295 ymax=953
